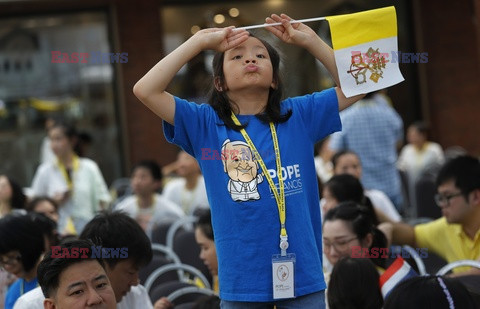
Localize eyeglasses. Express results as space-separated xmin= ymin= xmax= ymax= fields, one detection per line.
xmin=0 ymin=254 xmax=21 ymax=267
xmin=323 ymin=236 xmax=358 ymax=252
xmin=434 ymin=192 xmax=463 ymax=207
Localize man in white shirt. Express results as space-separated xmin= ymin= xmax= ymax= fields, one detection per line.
xmin=115 ymin=160 xmax=184 ymax=232
xmin=14 ymin=212 xmax=154 ymax=309
xmin=163 ymin=151 xmax=209 ymax=215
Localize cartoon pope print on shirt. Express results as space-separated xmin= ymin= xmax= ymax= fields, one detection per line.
xmin=222 ymin=139 xmax=264 ymax=202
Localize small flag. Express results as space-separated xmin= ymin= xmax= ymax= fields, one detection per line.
xmin=326 ymin=6 xmax=404 ymax=97
xmin=379 ymin=256 xmax=418 ymax=298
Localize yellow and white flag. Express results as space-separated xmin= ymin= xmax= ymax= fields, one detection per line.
xmin=326 ymin=6 xmax=404 ymax=97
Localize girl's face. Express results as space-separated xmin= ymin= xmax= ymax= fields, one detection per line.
xmin=222 ymin=36 xmax=275 ymax=92
xmin=0 ymin=250 xmax=25 ymax=278
xmin=407 ymin=126 xmax=426 ymax=146
xmin=34 ymin=200 xmax=59 ymax=223
xmin=0 ymin=175 xmax=12 ymax=203
xmin=195 ymin=227 xmax=218 ymax=276
xmin=322 ymin=186 xmax=339 ymax=214
xmin=322 ymin=219 xmax=362 ymax=266
xmin=49 ymin=127 xmax=73 ymax=158
xmin=334 ymin=153 xmax=362 ymax=179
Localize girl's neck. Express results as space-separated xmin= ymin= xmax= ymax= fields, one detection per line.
xmin=228 ymin=89 xmax=268 ymax=115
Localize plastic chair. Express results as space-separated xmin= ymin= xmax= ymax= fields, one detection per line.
xmin=401 ymin=245 xmax=427 ymax=275
xmin=149 ymin=281 xmax=195 ymax=304
xmin=151 ymin=222 xmax=173 ymax=245
xmin=167 ymin=286 xmax=217 ymax=304
xmin=436 ymin=260 xmax=480 ymax=276
xmin=173 ymin=229 xmax=212 ymax=285
xmin=415 ymin=174 xmax=441 ymax=219
xmin=144 ymin=263 xmax=211 ymax=295
xmin=139 ymin=244 xmax=181 ymax=285
xmin=166 ymin=216 xmax=198 ymax=249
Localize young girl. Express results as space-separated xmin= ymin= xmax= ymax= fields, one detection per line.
xmin=134 ymin=14 xmax=364 ymax=308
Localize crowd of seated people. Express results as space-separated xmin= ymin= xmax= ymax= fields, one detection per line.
xmin=1 ymin=113 xmax=479 ymax=309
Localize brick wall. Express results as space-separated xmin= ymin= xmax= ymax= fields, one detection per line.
xmin=413 ymin=0 xmax=480 ymax=155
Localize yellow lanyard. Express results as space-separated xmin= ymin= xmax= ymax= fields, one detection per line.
xmin=57 ymin=155 xmax=79 ymax=190
xmin=231 ymin=113 xmax=289 ymax=255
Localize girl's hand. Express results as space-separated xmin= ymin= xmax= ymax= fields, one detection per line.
xmin=265 ymin=14 xmax=317 ymax=48
xmin=194 ymin=27 xmax=249 ymax=52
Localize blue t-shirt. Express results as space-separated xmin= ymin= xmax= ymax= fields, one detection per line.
xmin=5 ymin=277 xmax=38 ymax=309
xmin=163 ymin=88 xmax=341 ymax=301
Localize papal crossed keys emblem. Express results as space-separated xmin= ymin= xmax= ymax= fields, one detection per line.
xmin=348 ymin=47 xmax=388 ymax=85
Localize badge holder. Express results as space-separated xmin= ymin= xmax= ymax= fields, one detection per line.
xmin=272 ymin=236 xmax=295 ymax=299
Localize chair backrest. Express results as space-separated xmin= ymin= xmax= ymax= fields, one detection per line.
xmin=401 ymin=245 xmax=427 ymax=275
xmin=415 ymin=175 xmax=441 ymax=219
xmin=436 ymin=260 xmax=480 ymax=276
xmin=173 ymin=230 xmax=212 ymax=285
xmin=151 ymin=222 xmax=174 ymax=245
xmin=167 ymin=286 xmax=217 ymax=304
xmin=149 ymin=281 xmax=195 ymax=304
xmin=422 ymin=249 xmax=448 ymax=275
xmin=144 ymin=263 xmax=212 ymax=294
xmin=138 ymin=255 xmax=173 ymax=285
xmin=139 ymin=243 xmax=181 ymax=285
xmin=166 ymin=216 xmax=198 ymax=249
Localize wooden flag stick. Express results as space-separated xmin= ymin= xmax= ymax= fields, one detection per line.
xmin=236 ymin=16 xmax=327 ymax=31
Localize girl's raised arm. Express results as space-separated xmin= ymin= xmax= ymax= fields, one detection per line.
xmin=265 ymin=14 xmax=365 ymax=111
xmin=133 ymin=27 xmax=249 ymax=125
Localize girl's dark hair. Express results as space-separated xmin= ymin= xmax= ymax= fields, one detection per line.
xmin=409 ymin=121 xmax=429 ymax=136
xmin=0 ymin=213 xmax=46 ymax=273
xmin=328 ymin=257 xmax=383 ymax=309
xmin=384 ymin=275 xmax=476 ymax=309
xmin=26 ymin=196 xmax=59 ymax=212
xmin=331 ymin=150 xmax=360 ymax=170
xmin=2 ymin=175 xmax=26 ymax=210
xmin=208 ymin=32 xmax=292 ymax=131
xmin=51 ymin=120 xmax=80 ymax=155
xmin=28 ymin=212 xmax=59 ymax=247
xmin=324 ymin=201 xmax=387 ymax=268
xmin=324 ymin=174 xmax=378 ymax=225
xmin=195 ymin=208 xmax=214 ymax=241
xmin=51 ymin=120 xmax=77 ymax=140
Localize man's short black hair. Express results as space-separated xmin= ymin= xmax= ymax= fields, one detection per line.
xmin=132 ymin=160 xmax=162 ymax=181
xmin=0 ymin=213 xmax=45 ymax=272
xmin=37 ymin=239 xmax=104 ymax=298
xmin=79 ymin=211 xmax=152 ymax=269
xmin=436 ymin=155 xmax=480 ymax=197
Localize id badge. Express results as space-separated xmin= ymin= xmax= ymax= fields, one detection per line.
xmin=272 ymin=253 xmax=295 ymax=299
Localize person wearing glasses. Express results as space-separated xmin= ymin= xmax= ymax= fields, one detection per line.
xmin=390 ymin=155 xmax=480 ymax=275
xmin=0 ymin=214 xmax=46 ymax=309
xmin=322 ymin=202 xmax=388 ymax=272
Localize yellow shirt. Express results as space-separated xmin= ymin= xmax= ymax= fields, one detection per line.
xmin=415 ymin=217 xmax=480 ymax=273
